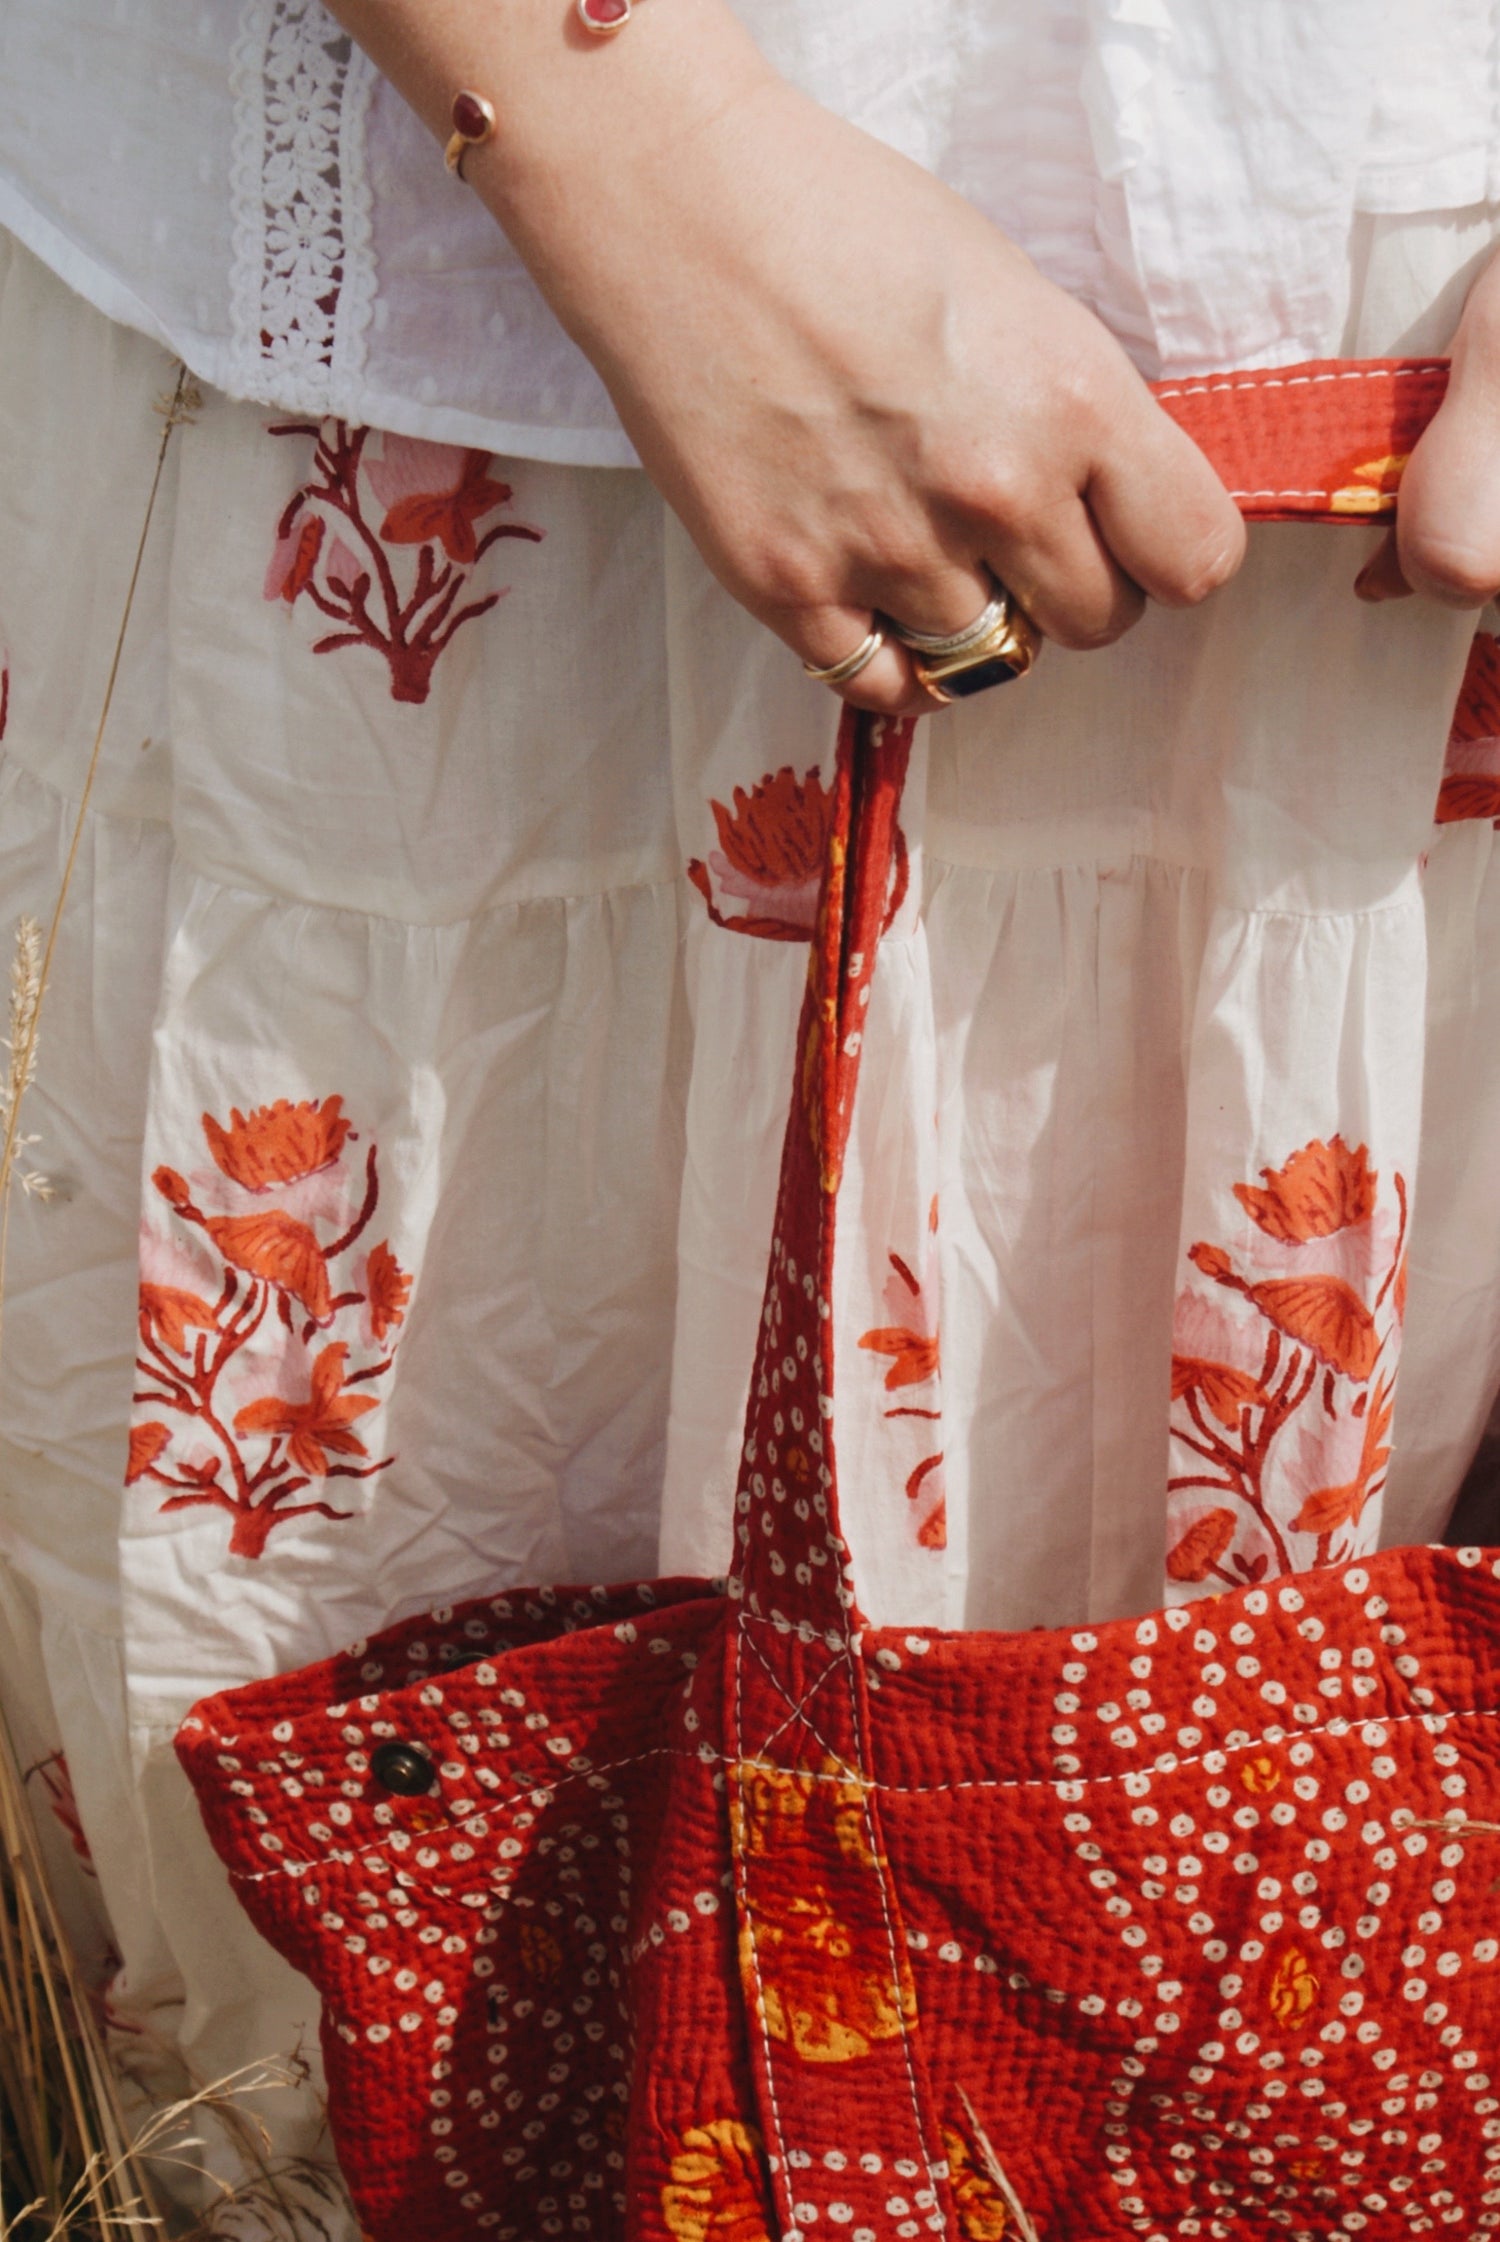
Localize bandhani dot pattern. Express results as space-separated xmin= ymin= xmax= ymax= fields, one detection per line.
xmin=179 ymin=363 xmax=1500 ymax=2241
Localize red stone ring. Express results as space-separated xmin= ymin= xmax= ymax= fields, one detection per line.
xmin=444 ymin=90 xmax=497 ymax=179
xmin=577 ymin=0 xmax=643 ymax=33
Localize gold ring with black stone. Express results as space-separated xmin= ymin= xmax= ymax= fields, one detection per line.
xmin=909 ymin=596 xmax=1041 ymax=702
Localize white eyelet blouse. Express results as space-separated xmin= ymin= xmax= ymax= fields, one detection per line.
xmin=0 ymin=0 xmax=1497 ymax=465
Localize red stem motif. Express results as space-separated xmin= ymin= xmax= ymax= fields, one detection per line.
xmin=267 ymin=422 xmax=543 ymax=704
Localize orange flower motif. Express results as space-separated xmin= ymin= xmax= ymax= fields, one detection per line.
xmin=732 ymin=1761 xmax=915 ymax=2063
xmin=1190 ymin=1241 xmax=1379 ymax=1382
xmin=860 ymin=1322 xmax=940 ymax=1390
xmin=1240 ymin=1755 xmax=1281 ymax=1795
xmin=687 ymin=766 xmax=834 ymax=940
xmin=1170 ymin=1355 xmax=1266 ymax=1431
xmin=1268 ymin=1948 xmax=1319 ymax=2028
xmin=139 ymin=1283 xmax=218 ymax=1356
xmin=364 ymin=437 xmax=515 ymax=565
xmin=364 ymin=1240 xmax=411 ymax=1342
xmin=661 ymin=2120 xmax=770 ymax=2242
xmin=233 ymin=1343 xmax=379 ymax=1476
xmin=1166 ymin=1506 xmax=1237 ymax=1584
xmin=1291 ymin=1369 xmax=1395 ymax=1536
xmin=125 ymin=1420 xmax=172 ymax=1485
xmin=1240 ymin=1274 xmax=1379 ymax=1382
xmin=941 ymin=2123 xmax=1009 ymax=2240
xmin=712 ymin=766 xmax=832 ymax=891
xmin=1234 ymin=1137 xmax=1377 ymax=1244
xmin=206 ymin=1210 xmax=334 ymax=1322
xmin=203 ymin=1097 xmax=351 ymax=1193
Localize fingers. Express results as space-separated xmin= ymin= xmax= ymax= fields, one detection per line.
xmin=982 ymin=498 xmax=1145 ymax=650
xmin=1353 ymin=529 xmax=1415 ymax=605
xmin=775 ymin=379 xmax=1251 ymax=707
xmin=1392 ymin=284 xmax=1500 ymax=606
xmin=1085 ymin=397 xmax=1247 ymax=611
xmin=791 ymin=603 xmax=943 ymax=716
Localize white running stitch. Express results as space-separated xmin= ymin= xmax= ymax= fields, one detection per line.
xmin=1154 ymin=362 xmax=1446 ymax=402
xmin=224 ymin=1739 xmax=680 ymax=1884
xmin=226 ymin=1686 xmax=1500 ymax=1889
xmin=741 ymin=1630 xmax=853 ymax=1770
xmin=840 ymin=1634 xmax=947 ymax=2218
xmin=729 ymin=1613 xmax=795 ymax=2217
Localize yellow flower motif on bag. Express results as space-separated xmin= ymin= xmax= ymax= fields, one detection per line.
xmin=732 ymin=1759 xmax=917 ymax=2063
xmin=1328 ymin=452 xmax=1409 ymax=515
xmin=1268 ymin=1948 xmax=1319 ymax=2028
xmin=1239 ymin=1755 xmax=1280 ymax=1794
xmin=661 ymin=2120 xmax=772 ymax=2242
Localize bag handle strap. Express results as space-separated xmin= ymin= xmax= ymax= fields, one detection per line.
xmin=726 ymin=354 xmax=1453 ymax=1640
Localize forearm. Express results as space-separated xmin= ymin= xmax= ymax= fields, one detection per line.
xmin=320 ymin=0 xmax=775 ymax=327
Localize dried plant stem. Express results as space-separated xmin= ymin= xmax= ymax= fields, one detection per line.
xmin=0 ymin=364 xmax=197 ymax=1372
xmin=0 ymin=1708 xmax=147 ymax=2237
xmin=956 ymin=2086 xmax=1043 ymax=2242
xmin=0 ymin=364 xmax=198 ymax=2238
xmin=1 ymin=2059 xmax=298 ymax=2242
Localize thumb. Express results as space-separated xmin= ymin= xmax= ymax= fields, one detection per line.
xmin=1394 ymin=255 xmax=1500 ymax=607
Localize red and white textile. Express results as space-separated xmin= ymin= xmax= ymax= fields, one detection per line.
xmin=2 ymin=193 xmax=1500 ymax=2211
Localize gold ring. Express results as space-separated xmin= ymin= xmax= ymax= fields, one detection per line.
xmin=445 ymin=90 xmax=497 ymax=179
xmin=802 ymin=627 xmax=887 ymax=690
xmin=891 ymin=590 xmax=1009 ymax=660
xmin=909 ymin=591 xmax=1040 ymax=702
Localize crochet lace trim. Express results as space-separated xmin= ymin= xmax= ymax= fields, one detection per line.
xmin=228 ymin=0 xmax=376 ymax=410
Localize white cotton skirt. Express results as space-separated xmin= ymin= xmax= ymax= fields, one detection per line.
xmin=3 ymin=217 xmax=1500 ymax=2195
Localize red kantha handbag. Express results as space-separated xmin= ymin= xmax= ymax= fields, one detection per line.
xmin=177 ymin=360 xmax=1500 ymax=2242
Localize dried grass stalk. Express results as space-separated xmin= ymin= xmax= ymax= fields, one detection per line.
xmin=0 ymin=364 xmax=295 ymax=2241
xmin=956 ymin=2085 xmax=1044 ymax=2242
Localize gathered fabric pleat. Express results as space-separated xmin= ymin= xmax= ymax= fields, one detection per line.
xmin=2 ymin=225 xmax=1500 ymax=2200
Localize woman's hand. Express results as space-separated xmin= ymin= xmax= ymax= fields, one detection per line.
xmin=1358 ymin=246 xmax=1500 ymax=607
xmin=328 ymin=0 xmax=1247 ymax=710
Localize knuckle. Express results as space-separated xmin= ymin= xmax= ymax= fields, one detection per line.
xmin=960 ymin=460 xmax=1034 ymax=538
xmin=736 ymin=538 xmax=831 ymax=621
xmin=1400 ymin=528 xmax=1500 ymax=608
xmin=1152 ymin=522 xmax=1245 ymax=609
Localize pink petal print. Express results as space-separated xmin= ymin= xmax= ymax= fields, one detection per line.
xmin=363 ymin=433 xmax=470 ymax=511
xmin=324 ymin=535 xmax=364 ymax=595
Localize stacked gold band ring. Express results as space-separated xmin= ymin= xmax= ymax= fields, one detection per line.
xmin=801 ymin=585 xmax=1040 ymax=702
xmin=893 ymin=593 xmax=1010 ymax=660
xmin=801 ymin=626 xmax=887 ymax=688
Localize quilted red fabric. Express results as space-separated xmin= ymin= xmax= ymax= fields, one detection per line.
xmin=178 ymin=363 xmax=1500 ymax=2242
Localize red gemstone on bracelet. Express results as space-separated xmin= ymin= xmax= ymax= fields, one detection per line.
xmin=578 ymin=0 xmax=631 ymax=29
xmin=451 ymin=90 xmax=494 ymax=142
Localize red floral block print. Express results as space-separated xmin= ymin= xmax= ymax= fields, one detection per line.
xmin=265 ymin=424 xmax=543 ymax=704
xmin=689 ymin=764 xmax=908 ymax=942
xmin=27 ymin=1750 xmax=95 ymax=1873
xmin=1168 ymin=1135 xmax=1407 ymax=1590
xmin=1436 ymin=630 xmax=1500 ymax=828
xmin=130 ymin=1096 xmax=410 ymax=1558
xmin=857 ymin=1201 xmax=946 ymax=1549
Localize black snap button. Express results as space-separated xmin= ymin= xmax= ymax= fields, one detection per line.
xmin=371 ymin=1740 xmax=437 ymax=1797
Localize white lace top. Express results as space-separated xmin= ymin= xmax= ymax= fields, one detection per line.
xmin=0 ymin=0 xmax=1496 ymax=467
